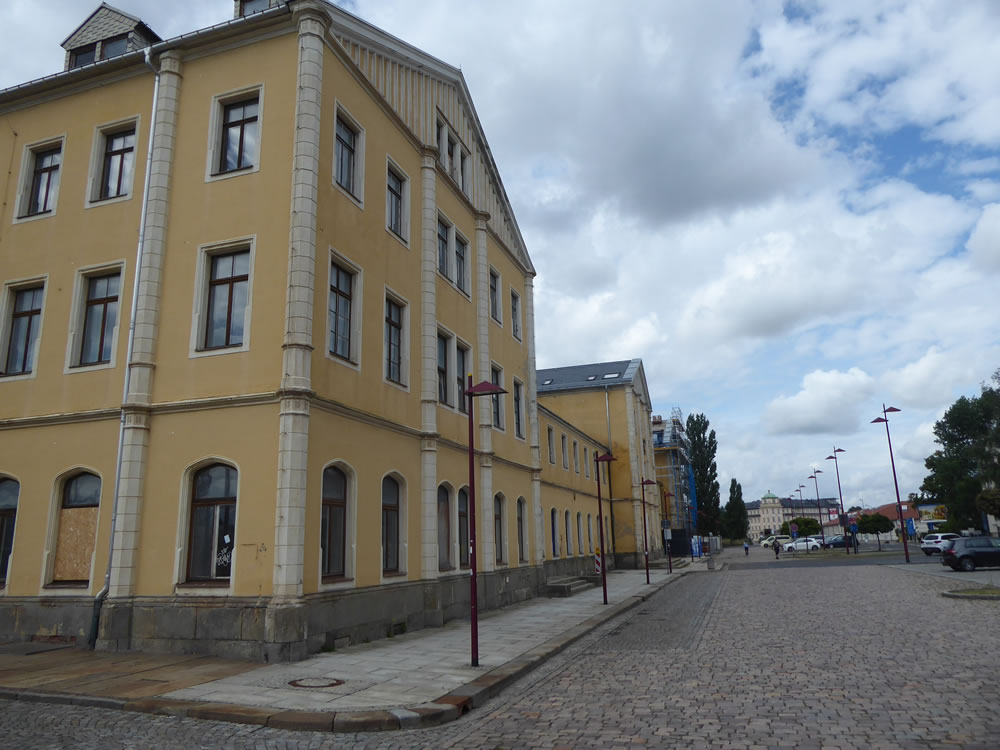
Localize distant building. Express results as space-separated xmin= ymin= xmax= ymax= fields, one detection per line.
xmin=747 ymin=491 xmax=841 ymax=539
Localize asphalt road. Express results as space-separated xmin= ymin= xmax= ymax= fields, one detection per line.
xmin=2 ymin=551 xmax=998 ymax=749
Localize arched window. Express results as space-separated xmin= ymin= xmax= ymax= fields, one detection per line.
xmin=576 ymin=512 xmax=583 ymax=557
xmin=565 ymin=510 xmax=573 ymax=556
xmin=458 ymin=488 xmax=469 ymax=567
xmin=321 ymin=465 xmax=347 ymax=578
xmin=516 ymin=498 xmax=526 ymax=562
xmin=382 ymin=476 xmax=400 ymax=572
xmin=0 ymin=478 xmax=19 ymax=583
xmin=63 ymin=472 xmax=101 ymax=508
xmin=438 ymin=485 xmax=452 ymax=571
xmin=52 ymin=471 xmax=102 ymax=583
xmin=588 ymin=514 xmax=593 ymax=553
xmin=494 ymin=494 xmax=504 ymax=563
xmin=550 ymin=508 xmax=558 ymax=558
xmin=188 ymin=464 xmax=237 ymax=581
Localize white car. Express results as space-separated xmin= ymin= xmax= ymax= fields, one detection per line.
xmin=920 ymin=532 xmax=960 ymax=555
xmin=783 ymin=538 xmax=821 ymax=552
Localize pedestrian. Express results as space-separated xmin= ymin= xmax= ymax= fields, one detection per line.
xmin=774 ymin=538 xmax=780 ymax=559
xmin=743 ymin=540 xmax=750 ymax=556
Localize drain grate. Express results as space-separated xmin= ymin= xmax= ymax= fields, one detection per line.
xmin=288 ymin=678 xmax=345 ymax=688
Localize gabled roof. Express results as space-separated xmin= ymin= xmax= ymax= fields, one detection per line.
xmin=61 ymin=3 xmax=161 ymax=49
xmin=537 ymin=360 xmax=641 ymax=393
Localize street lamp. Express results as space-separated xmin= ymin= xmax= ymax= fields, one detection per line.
xmin=796 ymin=485 xmax=806 ymax=524
xmin=594 ymin=452 xmax=616 ymax=604
xmin=871 ymin=404 xmax=910 ymax=563
xmin=465 ymin=375 xmax=507 ymax=667
xmin=807 ymin=469 xmax=826 ymax=546
xmin=640 ymin=478 xmax=657 ymax=584
xmin=826 ymin=448 xmax=848 ymax=555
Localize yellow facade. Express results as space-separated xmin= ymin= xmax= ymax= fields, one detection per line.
xmin=0 ymin=1 xmax=556 ymax=660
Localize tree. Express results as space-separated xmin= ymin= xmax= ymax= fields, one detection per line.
xmin=687 ymin=413 xmax=720 ymax=534
xmin=921 ymin=369 xmax=1000 ymax=530
xmin=847 ymin=505 xmax=863 ymax=513
xmin=722 ymin=479 xmax=748 ymax=540
xmin=857 ymin=512 xmax=894 ymax=551
xmin=779 ymin=517 xmax=820 ymax=536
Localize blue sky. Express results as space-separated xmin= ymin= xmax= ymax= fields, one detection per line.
xmin=2 ymin=0 xmax=998 ymax=512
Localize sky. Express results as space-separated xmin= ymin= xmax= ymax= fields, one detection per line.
xmin=2 ymin=0 xmax=999 ymax=513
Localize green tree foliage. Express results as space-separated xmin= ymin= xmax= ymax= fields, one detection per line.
xmin=779 ymin=517 xmax=820 ymax=536
xmin=722 ymin=479 xmax=748 ymax=540
xmin=921 ymin=369 xmax=1000 ymax=530
xmin=857 ymin=512 xmax=894 ymax=551
xmin=687 ymin=413 xmax=720 ymax=534
xmin=847 ymin=505 xmax=863 ymax=513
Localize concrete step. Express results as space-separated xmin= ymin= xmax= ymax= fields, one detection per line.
xmin=545 ymin=576 xmax=597 ymax=598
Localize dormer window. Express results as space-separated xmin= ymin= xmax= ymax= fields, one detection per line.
xmin=241 ymin=0 xmax=270 ymax=15
xmin=70 ymin=44 xmax=97 ymax=68
xmin=101 ymin=35 xmax=128 ymax=60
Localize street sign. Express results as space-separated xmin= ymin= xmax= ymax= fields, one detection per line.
xmin=850 ymin=523 xmax=858 ymax=533
xmin=664 ymin=528 xmax=672 ymax=540
xmin=792 ymin=531 xmax=798 ymax=539
xmin=790 ymin=523 xmax=798 ymax=533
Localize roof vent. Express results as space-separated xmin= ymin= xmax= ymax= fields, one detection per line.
xmin=586 ymin=375 xmax=596 ymax=381
xmin=542 ymin=379 xmax=553 ymax=385
xmin=602 ymin=372 xmax=620 ymax=379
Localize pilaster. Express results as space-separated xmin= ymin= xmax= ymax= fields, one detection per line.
xmin=419 ymin=147 xmax=439 ymax=580
xmin=525 ymin=275 xmax=543 ymax=564
xmin=273 ymin=9 xmax=327 ymax=598
xmin=474 ymin=212 xmax=493 ymax=454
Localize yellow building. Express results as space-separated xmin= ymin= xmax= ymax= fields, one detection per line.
xmin=0 ymin=0 xmax=602 ymax=660
xmin=536 ymin=360 xmax=663 ymax=569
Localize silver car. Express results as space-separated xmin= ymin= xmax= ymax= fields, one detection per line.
xmin=920 ymin=532 xmax=960 ymax=556
xmin=783 ymin=537 xmax=821 ymax=552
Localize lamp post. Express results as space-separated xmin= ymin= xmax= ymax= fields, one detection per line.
xmin=640 ymin=479 xmax=656 ymax=584
xmin=594 ymin=452 xmax=616 ymax=604
xmin=826 ymin=448 xmax=848 ymax=555
xmin=663 ymin=490 xmax=674 ymax=573
xmin=871 ymin=404 xmax=910 ymax=563
xmin=465 ymin=375 xmax=507 ymax=667
xmin=808 ymin=469 xmax=826 ymax=546
xmin=796 ymin=485 xmax=806 ymax=525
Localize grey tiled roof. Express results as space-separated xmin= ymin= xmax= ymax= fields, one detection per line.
xmin=537 ymin=359 xmax=641 ymax=393
xmin=746 ymin=497 xmax=840 ymax=510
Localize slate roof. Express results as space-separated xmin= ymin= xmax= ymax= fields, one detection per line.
xmin=746 ymin=497 xmax=841 ymax=510
xmin=537 ymin=359 xmax=641 ymax=393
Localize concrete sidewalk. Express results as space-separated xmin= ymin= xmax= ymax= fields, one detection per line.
xmin=0 ymin=565 xmax=692 ymax=733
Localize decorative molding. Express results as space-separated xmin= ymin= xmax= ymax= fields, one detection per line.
xmin=0 ymin=408 xmax=119 ymax=430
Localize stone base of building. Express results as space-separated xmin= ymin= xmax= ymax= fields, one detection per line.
xmin=0 ymin=565 xmax=554 ymax=662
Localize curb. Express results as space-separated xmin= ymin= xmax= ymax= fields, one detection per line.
xmin=0 ymin=571 xmax=690 ymax=734
xmin=941 ymin=590 xmax=1000 ymax=600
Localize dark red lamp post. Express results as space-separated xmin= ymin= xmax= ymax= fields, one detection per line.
xmin=871 ymin=404 xmax=910 ymax=563
xmin=663 ymin=490 xmax=674 ymax=573
xmin=826 ymin=448 xmax=848 ymax=554
xmin=594 ymin=452 xmax=616 ymax=604
xmin=465 ymin=375 xmax=507 ymax=667
xmin=807 ymin=469 xmax=826 ymax=546
xmin=640 ymin=478 xmax=656 ymax=584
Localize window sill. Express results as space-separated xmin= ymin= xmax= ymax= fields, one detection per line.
xmin=386 ymin=226 xmax=409 ymax=249
xmin=176 ymin=580 xmax=231 ymax=589
xmin=333 ymin=181 xmax=364 ymax=209
xmin=382 ymin=571 xmax=406 ymax=578
xmin=44 ymin=581 xmax=89 ymax=589
xmin=15 ymin=209 xmax=54 ymax=223
xmin=438 ymin=565 xmax=455 ymax=573
xmin=86 ymin=193 xmax=132 ymax=208
xmin=210 ymin=165 xmax=255 ymax=178
xmin=321 ymin=575 xmax=353 ymax=584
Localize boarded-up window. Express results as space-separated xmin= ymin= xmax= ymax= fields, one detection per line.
xmin=52 ymin=472 xmax=100 ymax=583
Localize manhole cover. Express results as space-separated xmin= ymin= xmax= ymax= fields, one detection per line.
xmin=288 ymin=677 xmax=345 ymax=688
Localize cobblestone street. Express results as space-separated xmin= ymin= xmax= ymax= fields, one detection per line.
xmin=3 ymin=551 xmax=998 ymax=749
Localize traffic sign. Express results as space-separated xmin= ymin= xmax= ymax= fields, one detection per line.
xmin=790 ymin=523 xmax=799 ymax=533
xmin=850 ymin=523 xmax=858 ymax=533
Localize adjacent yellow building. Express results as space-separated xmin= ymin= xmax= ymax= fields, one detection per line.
xmin=0 ymin=0 xmax=613 ymax=660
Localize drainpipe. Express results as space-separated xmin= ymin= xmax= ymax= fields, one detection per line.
xmin=604 ymin=385 xmax=616 ymax=557
xmin=87 ymin=47 xmax=160 ymax=649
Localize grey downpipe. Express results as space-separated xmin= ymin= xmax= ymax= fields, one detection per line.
xmin=87 ymin=47 xmax=160 ymax=649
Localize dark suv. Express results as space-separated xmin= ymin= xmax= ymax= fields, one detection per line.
xmin=940 ymin=537 xmax=1000 ymax=571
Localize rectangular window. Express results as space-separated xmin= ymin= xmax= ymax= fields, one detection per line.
xmin=241 ymin=0 xmax=269 ymax=14
xmin=437 ymin=219 xmax=450 ymax=278
xmin=573 ymin=441 xmax=579 ymax=473
xmin=385 ymin=298 xmax=403 ymax=384
xmin=460 ymin=151 xmax=468 ymax=193
xmin=548 ymin=427 xmax=555 ymax=464
xmin=335 ymin=116 xmax=357 ymax=194
xmin=70 ymin=44 xmax=96 ymax=68
xmin=78 ymin=273 xmax=120 ymax=366
xmin=99 ymin=128 xmax=135 ymax=201
xmin=491 ymin=365 xmax=502 ymax=428
xmin=438 ymin=333 xmax=450 ymax=404
xmin=25 ymin=146 xmax=62 ymax=217
xmin=3 ymin=286 xmax=44 ymax=376
xmin=561 ymin=434 xmax=568 ymax=469
xmin=387 ymin=167 xmax=404 ymax=238
xmin=513 ymin=380 xmax=524 ymax=438
xmin=328 ymin=263 xmax=353 ymax=361
xmin=455 ymin=236 xmax=468 ymax=292
xmin=219 ymin=97 xmax=258 ymax=173
xmin=584 ymin=447 xmax=590 ymax=478
xmin=204 ymin=250 xmax=249 ymax=349
xmin=100 ymin=35 xmax=128 ymax=60
xmin=489 ymin=270 xmax=500 ymax=322
xmin=457 ymin=343 xmax=469 ymax=414
xmin=511 ymin=290 xmax=521 ymax=340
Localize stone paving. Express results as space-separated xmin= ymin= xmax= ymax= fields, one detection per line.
xmin=2 ymin=546 xmax=999 ymax=748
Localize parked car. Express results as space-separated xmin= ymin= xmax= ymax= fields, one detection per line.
xmin=920 ymin=533 xmax=960 ymax=556
xmin=783 ymin=538 xmax=821 ymax=552
xmin=823 ymin=535 xmax=848 ymax=548
xmin=941 ymin=537 xmax=1000 ymax=571
xmin=761 ymin=535 xmax=791 ymax=548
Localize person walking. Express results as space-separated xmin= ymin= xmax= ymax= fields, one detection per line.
xmin=773 ymin=538 xmax=780 ymax=559
xmin=743 ymin=540 xmax=750 ymax=557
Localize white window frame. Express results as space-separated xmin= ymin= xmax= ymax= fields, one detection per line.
xmin=383 ymin=286 xmax=410 ymax=390
xmin=319 ymin=459 xmax=357 ymax=591
xmin=547 ymin=427 xmax=555 ymax=464
xmin=436 ymin=215 xmax=452 ymax=281
xmin=326 ymin=249 xmax=363 ymax=371
xmin=456 ymin=338 xmax=472 ymax=415
xmin=436 ymin=327 xmax=454 ymax=407
xmin=561 ymin=434 xmax=568 ymax=469
xmin=172 ymin=457 xmax=240 ymax=595
xmin=205 ymin=84 xmax=264 ymax=183
xmin=565 ymin=510 xmax=573 ymax=556
xmin=488 ymin=267 xmax=503 ymax=326
xmin=510 ymin=288 xmax=521 ymax=341
xmin=385 ymin=156 xmax=410 ymax=247
xmin=573 ymin=440 xmax=579 ymax=473
xmin=64 ymin=261 xmax=126 ymax=374
xmin=188 ymin=236 xmax=256 ymax=359
xmin=493 ymin=493 xmax=507 ymax=565
xmin=13 ymin=136 xmax=65 ymax=224
xmin=490 ymin=362 xmax=505 ymax=431
xmin=85 ymin=115 xmax=140 ymax=207
xmin=333 ymin=101 xmax=365 ymax=207
xmin=454 ymin=230 xmax=470 ymax=296
xmin=512 ymin=378 xmax=525 ymax=440
xmin=0 ymin=275 xmax=48 ymax=382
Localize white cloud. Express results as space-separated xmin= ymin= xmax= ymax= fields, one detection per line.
xmin=765 ymin=368 xmax=877 ymax=435
xmin=965 ymin=203 xmax=1000 ymax=271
